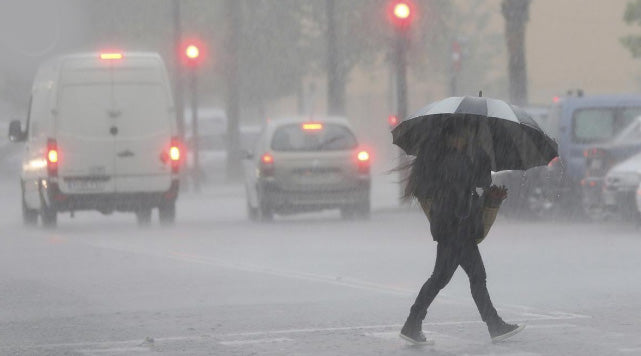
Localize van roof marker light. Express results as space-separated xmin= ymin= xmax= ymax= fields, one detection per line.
xmin=100 ymin=52 xmax=123 ymax=60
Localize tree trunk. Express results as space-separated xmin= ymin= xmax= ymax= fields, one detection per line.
xmin=225 ymin=0 xmax=242 ymax=181
xmin=502 ymin=0 xmax=530 ymax=106
xmin=326 ymin=0 xmax=346 ymax=116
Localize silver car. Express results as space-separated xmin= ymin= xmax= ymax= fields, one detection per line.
xmin=243 ymin=117 xmax=371 ymax=221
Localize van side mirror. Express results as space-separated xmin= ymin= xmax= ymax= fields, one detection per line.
xmin=8 ymin=120 xmax=26 ymax=142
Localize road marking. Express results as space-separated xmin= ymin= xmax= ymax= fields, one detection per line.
xmin=219 ymin=337 xmax=293 ymax=346
xmin=73 ymin=238 xmax=590 ymax=324
xmin=8 ymin=320 xmax=581 ymax=352
xmin=619 ymin=347 xmax=641 ymax=353
xmin=76 ymin=346 xmax=151 ymax=355
xmin=168 ymin=251 xmax=591 ymax=322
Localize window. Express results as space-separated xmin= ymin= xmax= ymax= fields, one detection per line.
xmin=572 ymin=107 xmax=641 ymax=143
xmin=271 ymin=124 xmax=357 ymax=151
xmin=572 ymin=109 xmax=615 ymax=143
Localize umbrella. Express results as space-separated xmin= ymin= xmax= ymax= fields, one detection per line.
xmin=391 ymin=95 xmax=558 ymax=171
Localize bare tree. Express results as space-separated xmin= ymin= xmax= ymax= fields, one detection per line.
xmin=501 ymin=0 xmax=530 ymax=105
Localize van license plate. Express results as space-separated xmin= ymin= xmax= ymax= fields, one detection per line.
xmin=66 ymin=180 xmax=105 ymax=191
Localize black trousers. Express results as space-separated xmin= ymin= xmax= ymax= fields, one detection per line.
xmin=411 ymin=241 xmax=500 ymax=324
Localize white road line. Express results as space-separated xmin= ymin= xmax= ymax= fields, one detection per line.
xmin=75 ymin=241 xmax=590 ymax=323
xmin=76 ymin=346 xmax=151 ymax=354
xmin=168 ymin=251 xmax=591 ymax=322
xmin=168 ymin=251 xmax=414 ymax=296
xmin=10 ymin=321 xmax=579 ymax=351
xmin=219 ymin=337 xmax=293 ymax=346
xmin=619 ymin=347 xmax=641 ymax=353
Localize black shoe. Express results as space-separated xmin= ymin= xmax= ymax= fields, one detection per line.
xmin=400 ymin=325 xmax=433 ymax=345
xmin=400 ymin=313 xmax=434 ymax=345
xmin=488 ymin=320 xmax=525 ymax=343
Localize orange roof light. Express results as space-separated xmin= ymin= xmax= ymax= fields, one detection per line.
xmin=302 ymin=123 xmax=323 ymax=131
xmin=100 ymin=52 xmax=123 ymax=60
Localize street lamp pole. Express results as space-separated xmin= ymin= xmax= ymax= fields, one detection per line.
xmin=189 ymin=66 xmax=200 ymax=192
xmin=389 ymin=0 xmax=414 ymax=203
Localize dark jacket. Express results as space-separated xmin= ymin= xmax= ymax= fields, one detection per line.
xmin=408 ymin=145 xmax=492 ymax=245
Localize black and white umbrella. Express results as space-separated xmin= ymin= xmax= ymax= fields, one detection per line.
xmin=391 ymin=96 xmax=558 ymax=171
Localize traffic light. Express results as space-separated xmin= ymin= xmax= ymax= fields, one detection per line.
xmin=180 ymin=40 xmax=205 ymax=67
xmin=388 ymin=115 xmax=399 ymax=129
xmin=388 ymin=0 xmax=415 ymax=30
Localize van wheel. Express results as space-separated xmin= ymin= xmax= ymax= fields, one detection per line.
xmin=41 ymin=204 xmax=57 ymax=228
xmin=22 ymin=186 xmax=38 ymax=226
xmin=136 ymin=209 xmax=152 ymax=226
xmin=247 ymin=200 xmax=259 ymax=221
xmin=355 ymin=200 xmax=371 ymax=220
xmin=259 ymin=201 xmax=273 ymax=222
xmin=158 ymin=202 xmax=176 ymax=226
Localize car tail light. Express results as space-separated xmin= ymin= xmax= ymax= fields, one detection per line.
xmin=547 ymin=156 xmax=560 ymax=168
xmin=356 ymin=150 xmax=370 ymax=174
xmin=260 ymin=153 xmax=274 ymax=176
xmin=47 ymin=138 xmax=58 ymax=177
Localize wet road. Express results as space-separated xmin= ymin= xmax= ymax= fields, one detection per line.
xmin=1 ymin=178 xmax=641 ymax=355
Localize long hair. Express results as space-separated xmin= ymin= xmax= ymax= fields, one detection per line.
xmin=401 ymin=118 xmax=472 ymax=202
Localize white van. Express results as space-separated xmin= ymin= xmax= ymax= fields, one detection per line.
xmin=8 ymin=52 xmax=181 ymax=227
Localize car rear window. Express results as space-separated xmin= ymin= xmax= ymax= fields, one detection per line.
xmin=271 ymin=123 xmax=357 ymax=151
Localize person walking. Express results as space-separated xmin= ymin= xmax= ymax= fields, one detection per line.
xmin=399 ymin=120 xmax=525 ymax=345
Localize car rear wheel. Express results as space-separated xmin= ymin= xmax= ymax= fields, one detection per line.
xmin=158 ymin=202 xmax=176 ymax=226
xmin=136 ymin=208 xmax=152 ymax=226
xmin=259 ymin=201 xmax=273 ymax=222
xmin=247 ymin=200 xmax=259 ymax=221
xmin=341 ymin=200 xmax=370 ymax=220
xmin=22 ymin=184 xmax=38 ymax=226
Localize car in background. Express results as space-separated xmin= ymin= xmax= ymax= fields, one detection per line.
xmin=9 ymin=51 xmax=180 ymax=228
xmin=243 ymin=117 xmax=371 ymax=221
xmin=581 ymin=116 xmax=641 ymax=220
xmin=491 ymin=105 xmax=556 ymax=219
xmin=600 ymin=152 xmax=641 ymax=221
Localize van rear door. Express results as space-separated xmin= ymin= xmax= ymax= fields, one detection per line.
xmin=111 ymin=83 xmax=173 ymax=192
xmin=57 ymin=84 xmax=116 ymax=194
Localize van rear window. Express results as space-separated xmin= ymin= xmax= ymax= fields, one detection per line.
xmin=271 ymin=124 xmax=357 ymax=151
xmin=572 ymin=108 xmax=641 ymax=143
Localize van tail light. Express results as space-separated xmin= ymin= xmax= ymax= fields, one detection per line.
xmin=260 ymin=153 xmax=274 ymax=177
xmin=47 ymin=138 xmax=58 ymax=177
xmin=356 ymin=150 xmax=370 ymax=174
xmin=169 ymin=137 xmax=182 ymax=173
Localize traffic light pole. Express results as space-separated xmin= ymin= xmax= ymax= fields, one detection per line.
xmin=189 ymin=68 xmax=201 ymax=193
xmin=394 ymin=28 xmax=410 ymax=203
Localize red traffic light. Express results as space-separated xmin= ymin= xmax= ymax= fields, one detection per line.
xmin=388 ymin=115 xmax=399 ymax=128
xmin=185 ymin=45 xmax=200 ymax=60
xmin=180 ymin=39 xmax=206 ymax=67
xmin=388 ymin=0 xmax=415 ymax=29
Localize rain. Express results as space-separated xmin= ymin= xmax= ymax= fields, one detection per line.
xmin=1 ymin=0 xmax=641 ymax=355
